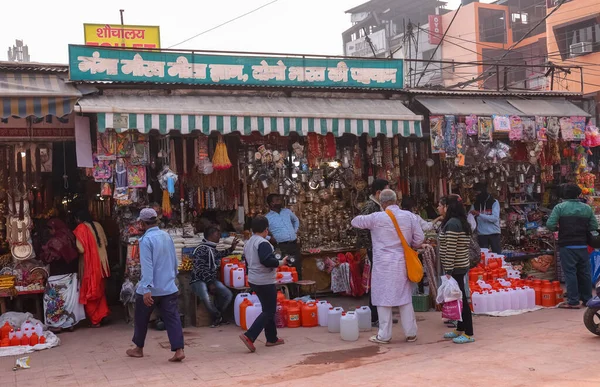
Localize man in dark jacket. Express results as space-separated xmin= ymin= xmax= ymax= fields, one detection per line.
xmin=190 ymin=225 xmax=239 ymax=327
xmin=356 ymin=179 xmax=389 ymax=327
xmin=547 ymin=183 xmax=598 ymax=309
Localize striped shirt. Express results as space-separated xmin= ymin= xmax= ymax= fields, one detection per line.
xmin=439 ymin=218 xmax=471 ymax=275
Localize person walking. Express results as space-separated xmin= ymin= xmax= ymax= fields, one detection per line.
xmin=73 ymin=210 xmax=110 ymax=328
xmin=126 ymin=208 xmax=185 ymax=362
xmin=470 ymin=182 xmax=502 ymax=253
xmin=546 ymin=183 xmax=598 ymax=309
xmin=239 ymin=216 xmax=287 ymax=352
xmin=191 ymin=225 xmax=238 ymax=327
xmin=355 ymin=179 xmax=389 ymax=327
xmin=351 ymin=189 xmax=424 ymax=344
xmin=265 ymin=194 xmax=301 ymax=277
xmin=438 ymin=195 xmax=475 ymax=344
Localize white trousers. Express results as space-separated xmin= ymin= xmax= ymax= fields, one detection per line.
xmin=377 ymin=303 xmax=418 ymax=342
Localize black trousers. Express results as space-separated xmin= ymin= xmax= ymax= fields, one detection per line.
xmin=452 ymin=273 xmax=473 ymax=336
xmin=133 ymin=292 xmax=184 ymax=351
xmin=244 ymin=283 xmax=278 ymax=343
xmin=279 ymin=240 xmax=302 ymax=279
xmin=368 ymin=249 xmax=379 ymax=323
xmin=478 ymin=234 xmax=502 ymax=254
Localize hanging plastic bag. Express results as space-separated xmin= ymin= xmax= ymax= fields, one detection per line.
xmin=442 ymin=300 xmax=463 ymax=321
xmin=435 ymin=276 xmax=463 ymax=304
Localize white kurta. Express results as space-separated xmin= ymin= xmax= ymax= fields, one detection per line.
xmin=351 ymin=205 xmax=425 ymax=307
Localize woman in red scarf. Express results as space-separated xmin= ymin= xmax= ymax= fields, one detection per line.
xmin=74 ymin=211 xmax=110 ymax=327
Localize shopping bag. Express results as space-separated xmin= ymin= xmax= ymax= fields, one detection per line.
xmin=435 ymin=276 xmax=463 ymax=304
xmin=442 ymin=300 xmax=463 ymax=321
xmin=385 ymin=210 xmax=423 ymax=283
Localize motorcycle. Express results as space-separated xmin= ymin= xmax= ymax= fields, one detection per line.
xmin=584 ymin=278 xmax=600 ymax=336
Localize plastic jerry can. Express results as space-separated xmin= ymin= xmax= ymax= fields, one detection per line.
xmin=499 ymin=289 xmax=511 ymax=311
xmin=234 ymin=293 xmax=250 ymax=327
xmin=487 ymin=290 xmax=499 ymax=312
xmin=223 ymin=264 xmax=238 ymax=287
xmin=21 ymin=320 xmax=33 ymax=338
xmin=340 ymin=312 xmax=359 ymax=342
xmin=15 ymin=329 xmax=23 ymax=340
xmin=355 ymin=306 xmax=372 ymax=332
xmin=523 ymin=286 xmax=536 ymax=309
xmin=249 ymin=293 xmax=260 ymax=305
xmin=507 ymin=288 xmax=519 ymax=310
xmin=553 ymin=281 xmax=563 ymax=304
xmin=29 ymin=333 xmax=39 ymax=346
xmin=231 ymin=268 xmax=245 ymax=288
xmin=39 ymin=336 xmax=46 ymax=344
xmin=20 ymin=335 xmax=29 ymax=346
xmin=277 ymin=291 xmax=286 ymax=304
xmin=10 ymin=335 xmax=20 ymax=346
xmin=220 ymin=257 xmax=236 ymax=281
xmin=0 ymin=338 xmax=8 ymax=347
xmin=541 ymin=282 xmax=556 ymax=307
xmin=275 ymin=304 xmax=286 ymax=328
xmin=34 ymin=323 xmax=43 ymax=338
xmin=317 ymin=301 xmax=332 ymax=327
xmin=240 ymin=298 xmax=254 ymax=330
xmin=472 ymin=292 xmax=487 ymax=314
xmin=245 ymin=303 xmax=262 ymax=329
xmin=0 ymin=322 xmax=11 ymax=340
xmin=327 ymin=307 xmax=344 ymax=333
xmin=287 ymin=301 xmax=302 ymax=328
xmin=301 ymin=302 xmax=318 ymax=327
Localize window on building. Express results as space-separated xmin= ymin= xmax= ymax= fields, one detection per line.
xmin=479 ymin=8 xmax=507 ymax=43
xmin=554 ymin=17 xmax=600 ymax=59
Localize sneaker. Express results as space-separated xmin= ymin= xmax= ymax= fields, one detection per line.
xmin=452 ymin=334 xmax=475 ymax=344
xmin=210 ymin=316 xmax=223 ymax=328
xmin=369 ymin=335 xmax=390 ymax=344
xmin=406 ymin=336 xmax=417 ymax=343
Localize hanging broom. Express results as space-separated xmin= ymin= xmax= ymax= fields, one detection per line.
xmin=212 ymin=136 xmax=232 ymax=170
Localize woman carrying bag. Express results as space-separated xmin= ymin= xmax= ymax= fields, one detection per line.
xmin=438 ymin=195 xmax=475 ymax=344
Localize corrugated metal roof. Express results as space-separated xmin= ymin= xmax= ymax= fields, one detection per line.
xmin=507 ymin=99 xmax=591 ymax=117
xmin=415 ymin=97 xmax=523 ymax=116
xmin=77 ymin=94 xmax=422 ymax=121
xmin=406 ymin=88 xmax=584 ymax=98
xmin=0 ymin=61 xmax=68 ymax=73
xmin=0 ymin=72 xmax=81 ymax=98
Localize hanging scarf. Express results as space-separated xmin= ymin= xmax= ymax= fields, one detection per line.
xmin=74 ymin=222 xmax=106 ymax=304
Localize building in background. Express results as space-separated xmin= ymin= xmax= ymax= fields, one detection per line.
xmin=546 ymin=0 xmax=599 ymax=124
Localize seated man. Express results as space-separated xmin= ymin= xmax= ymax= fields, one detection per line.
xmin=190 ymin=225 xmax=239 ymax=327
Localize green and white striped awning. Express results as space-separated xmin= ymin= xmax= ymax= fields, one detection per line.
xmin=78 ymin=95 xmax=423 ymax=138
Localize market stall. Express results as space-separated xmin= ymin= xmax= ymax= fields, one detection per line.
xmin=412 ymin=93 xmax=596 ymax=284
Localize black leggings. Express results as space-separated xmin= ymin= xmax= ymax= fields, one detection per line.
xmin=452 ymin=273 xmax=473 ymax=336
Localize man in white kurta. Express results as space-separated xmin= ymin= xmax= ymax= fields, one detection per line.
xmin=351 ymin=189 xmax=424 ymax=343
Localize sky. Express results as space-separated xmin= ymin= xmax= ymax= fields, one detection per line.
xmin=1 ymin=0 xmax=462 ymax=64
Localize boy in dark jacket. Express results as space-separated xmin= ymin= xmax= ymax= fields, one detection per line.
xmin=191 ymin=225 xmax=239 ymax=327
xmin=547 ymin=184 xmax=598 ymax=308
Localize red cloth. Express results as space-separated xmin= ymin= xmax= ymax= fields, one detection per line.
xmin=74 ymin=223 xmax=109 ymax=325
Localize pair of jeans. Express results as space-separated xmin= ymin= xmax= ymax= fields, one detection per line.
xmin=478 ymin=234 xmax=502 ymax=254
xmin=191 ymin=280 xmax=233 ymax=321
xmin=132 ymin=292 xmax=184 ymax=351
xmin=560 ymin=247 xmax=592 ymax=305
xmin=244 ymin=283 xmax=278 ymax=343
xmin=367 ymin=249 xmax=379 ymax=323
xmin=452 ymin=273 xmax=473 ymax=336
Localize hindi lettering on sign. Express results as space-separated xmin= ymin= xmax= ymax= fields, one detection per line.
xmin=288 ymin=66 xmax=327 ymax=82
xmin=252 ymin=60 xmax=286 ymax=82
xmin=96 ymin=25 xmax=112 ymax=38
xmin=209 ymin=64 xmax=249 ymax=82
xmin=350 ymin=68 xmax=397 ymax=85
xmin=121 ymin=54 xmax=165 ymax=78
xmin=327 ymin=61 xmax=349 ymax=83
xmin=77 ymin=51 xmax=119 ymax=75
xmin=134 ymin=30 xmax=146 ymax=39
xmin=167 ymin=57 xmax=207 ymax=79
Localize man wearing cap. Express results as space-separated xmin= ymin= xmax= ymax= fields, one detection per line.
xmin=126 ymin=208 xmax=185 ymax=362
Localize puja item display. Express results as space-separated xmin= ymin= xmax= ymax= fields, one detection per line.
xmin=493 ymin=114 xmax=510 ymax=133
xmin=127 ymin=164 xmax=147 ymax=188
xmin=571 ymin=116 xmax=586 ymax=141
xmin=509 ymin=115 xmax=523 ymax=141
xmin=96 ymin=131 xmax=117 ymax=160
xmin=536 ymin=117 xmax=547 ymax=142
xmin=478 ymin=117 xmax=493 ymax=143
xmin=560 ymin=117 xmax=574 ymax=141
xmin=466 ymin=115 xmax=478 ymax=136
xmin=443 ymin=115 xmax=457 ymax=157
xmin=522 ymin=117 xmax=537 ymax=142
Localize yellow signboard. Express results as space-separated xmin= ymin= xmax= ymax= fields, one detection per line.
xmin=84 ymin=24 xmax=161 ymax=48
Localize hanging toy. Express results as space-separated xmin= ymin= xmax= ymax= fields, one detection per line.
xmin=212 ymin=137 xmax=232 ymax=170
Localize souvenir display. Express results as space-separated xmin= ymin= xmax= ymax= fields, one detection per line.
xmin=430 ymin=116 xmax=444 ymax=154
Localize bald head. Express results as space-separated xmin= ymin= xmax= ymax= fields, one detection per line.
xmin=379 ymin=189 xmax=397 ymax=209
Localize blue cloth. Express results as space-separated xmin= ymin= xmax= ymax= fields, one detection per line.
xmin=471 ymin=200 xmax=501 ymax=235
xmin=566 ymin=246 xmax=588 ymax=249
xmin=265 ymin=209 xmax=299 ymax=243
xmin=137 ymin=226 xmax=179 ymax=296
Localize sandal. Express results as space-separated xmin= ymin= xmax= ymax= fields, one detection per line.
xmin=239 ymin=334 xmax=256 ymax=353
xmin=558 ymin=302 xmax=581 ymax=310
xmin=369 ymin=335 xmax=390 ymax=344
xmin=265 ymin=338 xmax=285 ymax=347
xmin=452 ymin=334 xmax=475 ymax=344
xmin=443 ymin=330 xmax=461 ymax=339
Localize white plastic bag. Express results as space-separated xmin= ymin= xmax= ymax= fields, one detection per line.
xmin=436 ymin=276 xmax=463 ymax=304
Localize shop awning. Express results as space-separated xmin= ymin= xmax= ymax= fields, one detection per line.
xmin=415 ymin=97 xmax=523 ymax=116
xmin=77 ymin=95 xmax=423 ymax=138
xmin=0 ymin=72 xmax=82 ymax=118
xmin=506 ymin=99 xmax=591 ymax=117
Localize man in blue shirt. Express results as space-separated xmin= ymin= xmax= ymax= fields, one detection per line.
xmin=470 ymin=182 xmax=502 ymax=254
xmin=126 ymin=208 xmax=185 ymax=362
xmin=265 ymin=194 xmax=301 ymax=278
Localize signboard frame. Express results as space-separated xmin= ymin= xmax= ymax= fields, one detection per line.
xmin=83 ymin=23 xmax=161 ymax=49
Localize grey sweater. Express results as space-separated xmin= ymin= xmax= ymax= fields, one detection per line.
xmin=244 ymin=235 xmax=281 ymax=285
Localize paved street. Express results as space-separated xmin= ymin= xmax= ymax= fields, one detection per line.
xmin=0 ymin=306 xmax=597 ymax=387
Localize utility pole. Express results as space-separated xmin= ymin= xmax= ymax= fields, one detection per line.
xmin=120 ymin=9 xmax=125 ymax=47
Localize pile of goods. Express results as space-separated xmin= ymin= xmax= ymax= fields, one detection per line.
xmin=0 ymin=320 xmax=46 ymax=347
xmin=233 ymin=292 xmax=372 ymax=342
